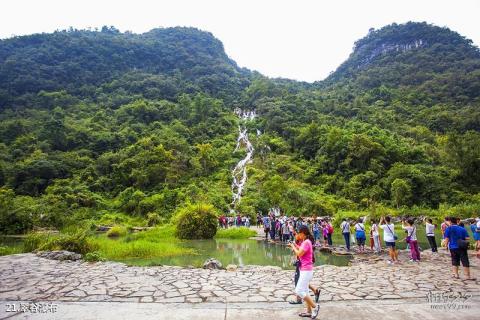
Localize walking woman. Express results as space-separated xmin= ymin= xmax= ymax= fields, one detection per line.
xmin=289 ymin=225 xmax=320 ymax=319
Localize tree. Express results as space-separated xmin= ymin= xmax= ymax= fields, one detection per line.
xmin=391 ymin=178 xmax=411 ymax=208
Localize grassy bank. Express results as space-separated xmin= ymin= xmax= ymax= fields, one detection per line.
xmin=94 ymin=224 xmax=195 ymax=260
xmin=215 ymin=227 xmax=257 ymax=239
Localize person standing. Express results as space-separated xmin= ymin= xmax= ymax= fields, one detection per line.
xmin=289 ymin=225 xmax=320 ymax=319
xmin=379 ymin=216 xmax=398 ymax=264
xmin=321 ymin=220 xmax=329 ymax=247
xmin=326 ymin=220 xmax=333 ymax=246
xmin=444 ymin=217 xmax=476 ymax=280
xmin=312 ymin=219 xmax=320 ymax=245
xmin=354 ymin=218 xmax=366 ymax=253
xmin=370 ymin=219 xmax=381 ymax=253
xmin=424 ymin=217 xmax=438 ymax=252
xmin=262 ymin=215 xmax=270 ymax=240
xmin=270 ymin=217 xmax=276 ymax=240
xmin=340 ymin=218 xmax=351 ymax=251
xmin=282 ymin=220 xmax=290 ymax=242
xmin=473 ymin=218 xmax=480 ymax=259
xmin=402 ymin=219 xmax=420 ymax=262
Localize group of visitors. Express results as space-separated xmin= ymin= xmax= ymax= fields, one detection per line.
xmin=218 ymin=214 xmax=250 ymax=228
xmin=285 ymin=214 xmax=478 ymax=318
xmin=260 ymin=212 xmax=334 ymax=247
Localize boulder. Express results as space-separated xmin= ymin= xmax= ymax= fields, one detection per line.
xmin=202 ymin=258 xmax=223 ymax=270
xmin=226 ymin=264 xmax=238 ymax=271
xmin=36 ymin=250 xmax=82 ymax=261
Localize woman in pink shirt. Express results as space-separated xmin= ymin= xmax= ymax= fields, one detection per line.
xmin=289 ymin=225 xmax=320 ymax=319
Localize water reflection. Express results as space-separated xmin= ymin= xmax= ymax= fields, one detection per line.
xmin=131 ymin=239 xmax=351 ymax=269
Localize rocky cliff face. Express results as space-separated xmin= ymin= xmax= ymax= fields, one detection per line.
xmin=355 ymin=39 xmax=427 ymax=68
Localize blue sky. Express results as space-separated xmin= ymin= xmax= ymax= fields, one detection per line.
xmin=1 ymin=0 xmax=479 ymax=82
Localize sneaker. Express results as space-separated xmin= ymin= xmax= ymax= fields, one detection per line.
xmin=387 ymin=260 xmax=393 ymax=264
xmin=311 ymin=304 xmax=320 ymax=319
xmin=409 ymin=259 xmax=414 ymax=262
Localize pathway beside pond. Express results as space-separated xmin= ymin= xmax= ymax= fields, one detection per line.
xmin=0 ymin=252 xmax=479 ymax=319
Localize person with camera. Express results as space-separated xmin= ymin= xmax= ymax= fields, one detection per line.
xmin=444 ymin=217 xmax=476 ymax=280
xmin=379 ymin=216 xmax=398 ymax=264
xmin=402 ymin=218 xmax=420 ymax=262
xmin=289 ymin=225 xmax=320 ymax=319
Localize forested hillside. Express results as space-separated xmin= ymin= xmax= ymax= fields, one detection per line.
xmin=1 ymin=22 xmax=479 ymax=234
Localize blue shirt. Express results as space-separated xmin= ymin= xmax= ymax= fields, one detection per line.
xmin=262 ymin=217 xmax=270 ymax=227
xmin=470 ymin=224 xmax=480 ymax=241
xmin=444 ymin=225 xmax=468 ymax=249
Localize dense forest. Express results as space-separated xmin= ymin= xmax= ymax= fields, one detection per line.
xmin=1 ymin=22 xmax=479 ymax=234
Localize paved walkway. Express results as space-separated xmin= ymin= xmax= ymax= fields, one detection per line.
xmin=0 ymin=252 xmax=479 ymax=319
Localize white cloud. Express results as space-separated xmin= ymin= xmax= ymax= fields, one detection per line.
xmin=1 ymin=0 xmax=479 ymax=82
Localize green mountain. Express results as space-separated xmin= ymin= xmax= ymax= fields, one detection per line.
xmin=0 ymin=22 xmax=479 ymax=234
xmin=0 ymin=26 xmax=251 ymax=107
xmin=323 ymin=22 xmax=480 ymax=105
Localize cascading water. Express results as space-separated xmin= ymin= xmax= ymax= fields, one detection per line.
xmin=231 ymin=108 xmax=256 ymax=211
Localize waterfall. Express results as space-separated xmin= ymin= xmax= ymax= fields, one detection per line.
xmin=231 ymin=108 xmax=256 ymax=210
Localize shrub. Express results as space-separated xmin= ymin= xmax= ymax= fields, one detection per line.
xmin=146 ymin=212 xmax=161 ymax=226
xmin=174 ymin=203 xmax=218 ymax=239
xmin=106 ymin=225 xmax=128 ymax=237
xmin=215 ymin=227 xmax=256 ymax=239
xmin=84 ymin=251 xmax=105 ymax=262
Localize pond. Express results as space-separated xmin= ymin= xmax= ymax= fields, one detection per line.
xmin=113 ymin=238 xmax=351 ymax=269
xmin=0 ymin=236 xmax=351 ymax=269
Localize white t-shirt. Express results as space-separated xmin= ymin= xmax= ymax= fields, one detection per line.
xmin=403 ymin=225 xmax=417 ymax=241
xmin=477 ymin=221 xmax=480 ymax=230
xmin=371 ymin=224 xmax=379 ymax=236
xmin=340 ymin=221 xmax=350 ymax=233
xmin=355 ymin=223 xmax=365 ymax=232
xmin=380 ymin=223 xmax=395 ymax=242
xmin=425 ymin=223 xmax=435 ymax=236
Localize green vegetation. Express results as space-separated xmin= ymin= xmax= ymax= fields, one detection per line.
xmin=0 ymin=22 xmax=479 ymax=241
xmin=94 ymin=237 xmax=195 ymax=260
xmin=0 ymin=245 xmax=23 ymax=256
xmin=106 ymin=225 xmax=128 ymax=237
xmin=215 ymin=227 xmax=257 ymax=239
xmin=174 ymin=203 xmax=218 ymax=239
xmin=23 ymin=230 xmax=97 ymax=254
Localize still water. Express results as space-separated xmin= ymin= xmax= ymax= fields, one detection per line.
xmin=116 ymin=238 xmax=351 ymax=269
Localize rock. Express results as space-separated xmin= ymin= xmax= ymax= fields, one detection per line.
xmin=36 ymin=250 xmax=82 ymax=261
xmin=226 ymin=264 xmax=237 ymax=271
xmin=317 ymin=247 xmax=333 ymax=253
xmin=202 ymin=258 xmax=223 ymax=270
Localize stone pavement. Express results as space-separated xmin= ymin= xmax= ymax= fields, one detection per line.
xmin=0 ymin=253 xmax=479 ymax=319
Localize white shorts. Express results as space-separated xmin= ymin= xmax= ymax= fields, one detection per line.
xmin=295 ymin=270 xmax=313 ymax=298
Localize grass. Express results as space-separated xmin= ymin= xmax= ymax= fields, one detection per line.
xmin=14 ymin=224 xmax=194 ymax=263
xmin=0 ymin=245 xmax=23 ymax=256
xmin=106 ymin=225 xmax=128 ymax=237
xmin=91 ymin=225 xmax=196 ymax=261
xmin=215 ymin=227 xmax=257 ymax=239
xmin=93 ymin=237 xmax=195 ymax=260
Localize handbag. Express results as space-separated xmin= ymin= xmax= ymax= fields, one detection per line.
xmin=457 ymin=239 xmax=469 ymax=249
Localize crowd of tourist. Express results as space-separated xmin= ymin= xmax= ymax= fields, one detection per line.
xmin=217 ymin=211 xmax=479 ymax=318
xmin=217 ymin=215 xmax=250 ymax=228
